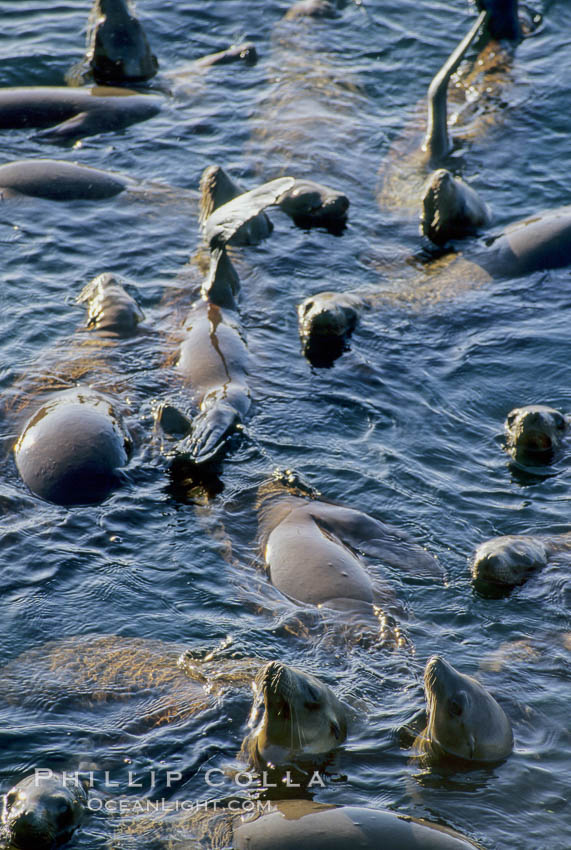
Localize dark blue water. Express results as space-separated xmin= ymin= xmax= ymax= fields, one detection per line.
xmin=0 ymin=2 xmax=569 ymax=848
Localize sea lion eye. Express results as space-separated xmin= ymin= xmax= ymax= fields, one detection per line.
xmin=5 ymin=791 xmax=17 ymax=808
xmin=303 ymin=301 xmax=314 ymax=315
xmin=506 ymin=412 xmax=517 ymax=427
xmin=555 ymin=417 xmax=566 ymax=431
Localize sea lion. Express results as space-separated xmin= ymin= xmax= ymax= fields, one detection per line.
xmin=0 ymin=86 xmax=161 ymax=142
xmin=244 ymin=661 xmax=348 ymax=770
xmin=84 ymin=0 xmax=159 ymax=85
xmin=14 ymin=387 xmax=131 ymax=507
xmin=0 ymin=159 xmax=134 ymax=201
xmin=257 ymin=474 xmax=441 ymax=630
xmin=421 ymin=168 xmax=492 ymax=246
xmin=504 ymin=404 xmax=569 ymax=465
xmin=1 ymin=773 xmax=87 ymax=850
xmin=232 ymin=800 xmax=482 ymax=850
xmin=415 ymin=655 xmax=513 ymax=763
xmin=165 ymin=249 xmax=251 ymax=465
xmin=77 ymin=271 xmax=144 ymax=337
xmin=471 ymin=532 xmax=571 ymax=589
xmin=297 ymin=290 xmax=370 ymax=366
xmin=201 ymin=171 xmax=348 ymax=248
xmin=69 ymin=0 xmax=256 ymax=89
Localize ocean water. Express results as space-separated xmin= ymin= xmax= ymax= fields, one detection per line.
xmin=0 ymin=1 xmax=569 ymax=848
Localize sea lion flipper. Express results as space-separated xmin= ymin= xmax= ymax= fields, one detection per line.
xmin=308 ymin=503 xmax=442 ymax=579
xmin=203 ymin=176 xmax=296 ymax=249
xmin=177 ymin=402 xmax=240 ymax=464
xmin=34 ymin=112 xmax=93 ymax=143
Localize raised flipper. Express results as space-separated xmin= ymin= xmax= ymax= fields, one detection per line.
xmin=175 ymin=401 xmax=242 ymax=465
xmin=306 ymin=502 xmax=443 ymax=580
xmin=423 ymin=10 xmax=489 ymax=163
xmin=154 ymin=402 xmax=192 ymax=439
xmin=202 ymin=176 xmax=295 ymax=249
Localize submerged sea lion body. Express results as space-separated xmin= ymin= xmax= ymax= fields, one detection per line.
xmin=233 ymin=801 xmax=482 ymax=850
xmin=1 ymin=773 xmax=87 ymax=850
xmin=471 ymin=531 xmax=571 ymax=589
xmin=14 ymin=387 xmax=131 ymax=507
xmin=0 ymin=86 xmax=161 ymax=142
xmin=0 ymin=158 xmax=134 ymax=201
xmin=244 ymin=661 xmax=347 ymax=770
xmin=415 ymin=655 xmax=513 ymax=763
xmin=113 ymin=799 xmax=481 ymax=849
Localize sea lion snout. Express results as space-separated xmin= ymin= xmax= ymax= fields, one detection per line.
xmin=3 ymin=775 xmax=87 ymax=850
xmin=505 ymin=405 xmax=568 ymax=461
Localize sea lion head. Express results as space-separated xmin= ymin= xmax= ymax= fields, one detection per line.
xmin=89 ymin=0 xmax=159 ymax=84
xmin=471 ymin=535 xmax=549 ymax=588
xmin=2 ymin=773 xmax=87 ymax=850
xmin=421 ymin=655 xmax=513 ymax=762
xmin=77 ymin=272 xmax=144 ymax=337
xmin=297 ymin=292 xmax=362 ymax=366
xmin=504 ymin=405 xmax=568 ymax=464
xmin=277 ymin=180 xmax=349 ymax=229
xmin=247 ymin=661 xmax=347 ymax=769
xmin=421 ymin=169 xmax=491 ymax=246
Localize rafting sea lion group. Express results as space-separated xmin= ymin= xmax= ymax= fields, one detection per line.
xmin=1 ymin=1 xmax=567 ymax=849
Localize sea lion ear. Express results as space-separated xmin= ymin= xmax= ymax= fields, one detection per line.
xmin=447 ymin=691 xmax=466 ymax=717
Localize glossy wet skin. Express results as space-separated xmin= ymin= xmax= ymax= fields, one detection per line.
xmin=0 ymin=87 xmax=161 ymax=142
xmin=471 ymin=534 xmax=549 ymax=587
xmin=419 ymin=655 xmax=513 ymax=762
xmin=276 ymin=179 xmax=349 ymax=227
xmin=0 ymin=159 xmax=130 ymax=201
xmin=78 ymin=271 xmax=144 ymax=337
xmin=14 ymin=388 xmax=130 ymax=506
xmin=421 ymin=169 xmax=491 ymax=245
xmin=233 ymin=800 xmax=481 ymax=850
xmin=248 ymin=661 xmax=347 ymax=769
xmin=504 ymin=404 xmax=568 ymax=463
xmin=89 ymin=0 xmax=158 ymax=84
xmin=476 ymin=0 xmax=522 ymax=41
xmin=2 ymin=774 xmax=86 ymax=850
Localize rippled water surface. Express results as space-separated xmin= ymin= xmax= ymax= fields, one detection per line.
xmin=0 ymin=1 xmax=569 ymax=848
